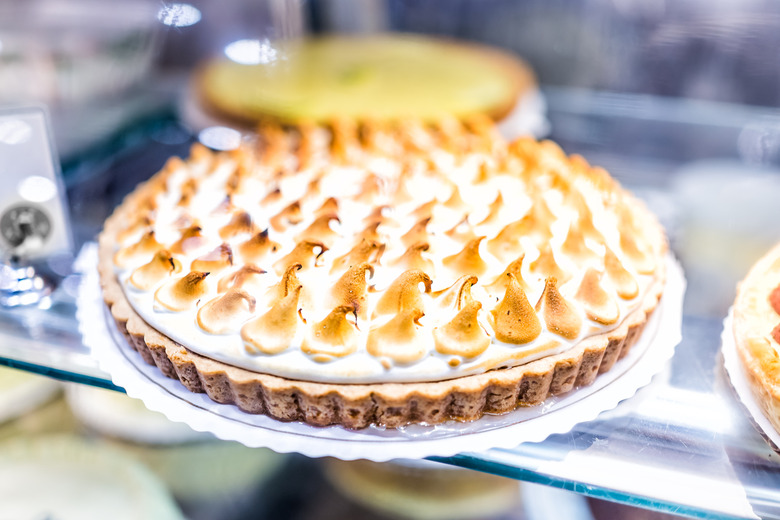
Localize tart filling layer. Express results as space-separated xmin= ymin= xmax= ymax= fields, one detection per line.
xmin=111 ymin=120 xmax=666 ymax=385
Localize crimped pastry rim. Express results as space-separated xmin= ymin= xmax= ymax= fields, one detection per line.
xmin=99 ymin=175 xmax=666 ymax=428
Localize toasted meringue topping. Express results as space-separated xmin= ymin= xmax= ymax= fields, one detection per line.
xmin=443 ymin=184 xmax=468 ymax=210
xmin=367 ymin=309 xmax=427 ymax=365
xmin=487 ymin=215 xmax=550 ymax=261
xmin=331 ymin=239 xmax=384 ymax=274
xmin=530 ymin=245 xmax=569 ymax=284
xmin=316 ymin=197 xmax=339 ymax=217
xmin=154 ymin=271 xmax=211 ymax=312
xmin=575 ymin=268 xmax=619 ymax=325
xmin=191 ymin=244 xmax=233 ymax=274
xmin=484 ymin=255 xmax=529 ymax=297
xmin=114 ymin=231 xmax=163 ymax=268
xmin=238 ymin=230 xmax=280 ymax=264
xmin=619 ymin=231 xmax=656 ymax=274
xmin=302 ymin=305 xmax=359 ymax=360
xmin=218 ymin=265 xmax=267 ymax=294
xmin=242 ymin=283 xmax=302 ymax=355
xmin=489 ymin=274 xmax=541 ymax=344
xmin=219 ymin=211 xmax=256 ymax=240
xmin=605 ymin=248 xmax=639 ymax=299
xmin=432 ymin=274 xmax=477 ymax=311
xmin=401 ymin=217 xmax=432 ymax=248
xmin=476 ymin=193 xmax=504 ymax=226
xmin=374 ymin=269 xmax=433 ymax=317
xmin=117 ymin=216 xmax=152 ymax=244
xmin=241 ymin=282 xmax=303 ymax=355
xmin=536 ymin=277 xmax=582 ymax=340
xmin=270 ymin=201 xmax=303 ymax=231
xmin=197 ymin=289 xmax=256 ymax=334
xmin=331 ymin=263 xmax=374 ymax=319
xmin=170 ymin=226 xmax=207 ymax=256
xmin=129 ymin=250 xmax=182 ymax=291
xmin=443 ymin=237 xmax=488 ymax=277
xmin=273 ymin=240 xmax=327 ymax=274
xmin=389 ymin=242 xmax=435 ymax=274
xmin=560 ymin=223 xmax=600 ymax=264
xmin=434 ymin=301 xmax=490 ymax=358
xmin=297 ymin=213 xmax=340 ymax=246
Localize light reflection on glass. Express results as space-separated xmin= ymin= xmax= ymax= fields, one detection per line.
xmin=157 ymin=3 xmax=202 ymax=28
xmin=198 ymin=126 xmax=242 ymax=151
xmin=224 ymin=39 xmax=279 ymax=65
xmin=18 ymin=176 xmax=57 ymax=203
xmin=0 ymin=119 xmax=32 ymax=145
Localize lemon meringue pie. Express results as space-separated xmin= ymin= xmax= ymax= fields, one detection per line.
xmin=99 ymin=118 xmax=667 ymax=428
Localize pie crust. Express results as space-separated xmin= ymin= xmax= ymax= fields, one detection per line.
xmin=99 ymin=120 xmax=667 ymax=428
xmin=733 ymin=242 xmax=780 ymax=433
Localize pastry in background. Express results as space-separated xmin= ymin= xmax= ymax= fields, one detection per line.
xmin=733 ymin=242 xmax=780 ymax=433
xmin=189 ymin=34 xmax=547 ymax=138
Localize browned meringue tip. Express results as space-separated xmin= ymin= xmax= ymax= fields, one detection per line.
xmin=432 ymin=274 xmax=477 ymax=311
xmin=161 ymin=155 xmax=186 ymax=176
xmin=443 ymin=184 xmax=467 ymax=210
xmin=331 ymin=263 xmax=374 ymax=319
xmin=410 ymin=199 xmax=437 ymax=221
xmin=366 ymin=308 xmax=427 ymax=365
xmin=529 ymin=245 xmax=570 ymax=285
xmin=605 ymin=248 xmax=639 ymax=299
xmin=389 ymin=242 xmax=435 ymax=274
xmin=442 ymin=237 xmax=488 ymax=277
xmin=154 ymin=271 xmax=211 ymax=312
xmin=561 ymin=223 xmax=601 ymax=264
xmin=575 ymin=268 xmax=619 ymax=325
xmin=266 ymin=263 xmax=303 ymax=302
xmin=536 ymin=277 xmax=582 ymax=340
xmin=273 ymin=240 xmax=327 ymax=275
xmin=177 ymin=178 xmax=199 ymax=207
xmin=296 ymin=213 xmax=340 ymax=246
xmin=296 ymin=123 xmax=316 ymax=170
xmin=331 ymin=239 xmax=384 ymax=274
xmin=489 ymin=273 xmax=541 ymax=344
xmin=129 ymin=250 xmax=182 ymax=291
xmin=356 ymin=221 xmax=383 ymax=244
xmin=301 ymin=305 xmax=359 ymax=360
xmin=270 ymin=201 xmax=304 ymax=232
xmin=401 ymin=217 xmax=431 ymax=248
xmin=189 ymin=142 xmax=213 ymax=163
xmin=445 ymin=216 xmax=479 ymax=243
xmin=484 ymin=255 xmax=529 ymax=297
xmin=191 ymin=244 xmax=233 ymax=273
xmin=619 ymin=231 xmax=656 ymax=274
xmin=355 ymin=173 xmax=384 ymax=203
xmin=316 ymin=197 xmax=339 ymax=217
xmin=261 ymin=187 xmax=283 ymax=206
xmin=476 ymin=193 xmax=504 ymax=226
xmin=219 ymin=211 xmax=256 ymax=240
xmin=374 ymin=269 xmax=433 ymax=318
xmin=197 ymin=289 xmax=256 ymax=334
xmin=117 ymin=216 xmax=152 ymax=244
xmin=114 ymin=231 xmax=163 ymax=269
xmin=238 ymin=229 xmax=280 ymax=264
xmin=486 ymin=215 xmax=548 ymax=261
xmin=170 ymin=226 xmax=207 ymax=256
xmin=330 ymin=118 xmax=358 ymax=163
xmin=217 ymin=265 xmax=267 ymax=293
xmin=434 ymin=301 xmax=490 ymax=358
xmin=242 ymin=284 xmax=302 ymax=355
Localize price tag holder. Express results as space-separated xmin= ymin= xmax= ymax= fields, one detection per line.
xmin=0 ymin=106 xmax=72 ymax=307
xmin=0 ymin=105 xmax=72 ymax=261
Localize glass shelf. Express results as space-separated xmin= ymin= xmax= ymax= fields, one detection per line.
xmin=2 ymin=88 xmax=780 ymax=519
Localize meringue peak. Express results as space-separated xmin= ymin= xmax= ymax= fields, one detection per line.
xmin=575 ymin=268 xmax=619 ymax=325
xmin=434 ymin=301 xmax=490 ymax=358
xmin=302 ymin=305 xmax=359 ymax=360
xmin=366 ymin=308 xmax=427 ymax=365
xmin=242 ymin=283 xmax=302 ymax=355
xmin=374 ymin=269 xmax=432 ymax=317
xmin=197 ymin=289 xmax=256 ymax=334
xmin=536 ymin=277 xmax=582 ymax=340
xmin=489 ymin=273 xmax=541 ymax=344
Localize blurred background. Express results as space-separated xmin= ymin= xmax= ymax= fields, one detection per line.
xmin=2 ymin=1 xmax=780 ymax=518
